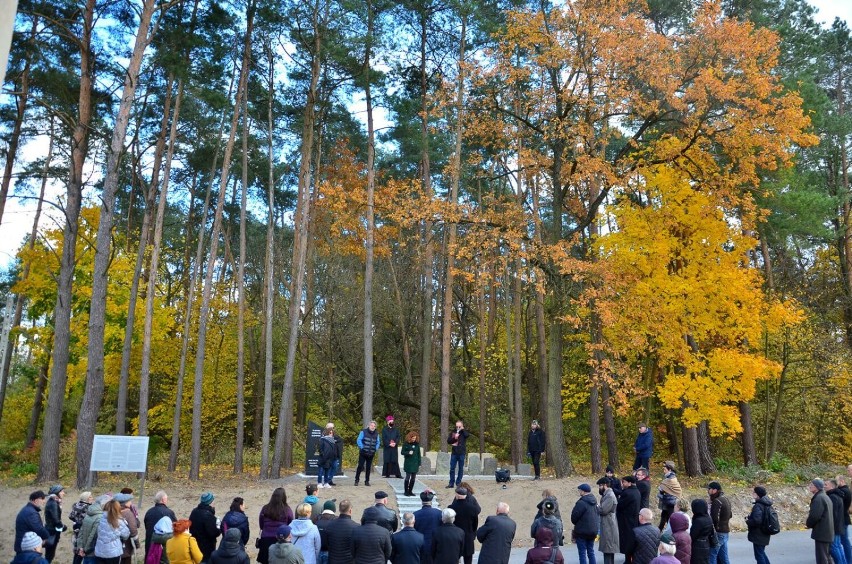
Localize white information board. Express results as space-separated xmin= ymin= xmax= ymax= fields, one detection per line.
xmin=90 ymin=435 xmax=149 ymax=472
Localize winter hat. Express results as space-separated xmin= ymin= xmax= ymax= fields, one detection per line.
xmin=543 ymin=500 xmax=556 ymax=515
xmin=660 ymin=532 xmax=676 ymax=545
xmin=323 ymin=500 xmax=337 ymax=512
xmin=605 ymin=465 xmax=615 ymax=474
xmin=21 ymin=532 xmax=42 ymax=551
xmin=420 ymin=490 xmax=435 ymax=503
xmin=386 ymin=415 xmax=394 ymax=422
xmin=454 ymin=487 xmax=468 ymax=496
xmin=375 ymin=491 xmax=389 ymax=500
xmin=200 ymin=492 xmax=214 ymax=505
xmin=224 ymin=528 xmax=241 ymax=543
xmin=706 ymin=481 xmax=722 ymax=491
xmin=276 ymin=525 xmax=291 ymax=539
xmin=754 ymin=486 xmax=767 ymax=498
xmin=79 ymin=491 xmax=93 ymax=503
xmin=622 ymin=475 xmax=636 ymax=484
xmin=812 ymin=479 xmax=825 ymax=490
xmin=663 ymin=461 xmax=677 ymax=472
xmin=596 ymin=477 xmax=608 ymax=486
xmin=154 ymin=516 xmax=173 ymax=535
xmin=29 ymin=490 xmax=46 ymax=501
xmin=578 ymin=483 xmax=591 ymax=493
xmin=114 ymin=493 xmax=133 ymax=504
xmin=48 ymin=484 xmax=64 ymax=496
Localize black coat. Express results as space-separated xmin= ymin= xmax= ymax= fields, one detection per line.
xmin=189 ymin=503 xmax=221 ymax=560
xmin=632 ymin=523 xmax=660 ymax=564
xmin=352 ymin=522 xmax=392 ymax=564
xmin=839 ymin=485 xmax=852 ymax=527
xmin=210 ymin=529 xmax=251 ymax=564
xmin=446 ymin=429 xmax=470 ymax=456
xmin=326 ymin=514 xmax=359 ymax=564
xmin=527 ymin=429 xmax=546 ymax=454
xmin=807 ymin=490 xmax=834 ymax=543
xmin=448 ymin=497 xmax=480 ymax=557
xmin=431 ymin=523 xmax=464 ymax=564
xmin=636 ymin=480 xmax=651 ymax=509
xmin=690 ymin=499 xmax=714 ymax=564
xmin=828 ymin=489 xmax=846 ymax=535
xmin=413 ymin=506 xmax=442 ymax=564
xmin=318 ymin=435 xmax=337 ymax=469
xmin=605 ymin=476 xmax=623 ymax=499
xmin=570 ymin=494 xmax=600 ymax=541
xmin=143 ymin=504 xmax=177 ymax=552
xmin=475 ymin=514 xmax=516 ymax=564
xmin=709 ymin=492 xmax=732 ymax=534
xmin=382 ymin=426 xmax=402 ymax=464
xmin=616 ymin=486 xmax=640 ymax=554
xmin=391 ymin=526 xmax=425 ymax=564
xmin=362 ymin=504 xmax=399 ymax=533
xmin=746 ymin=496 xmax=773 ymax=546
xmin=15 ymin=502 xmax=49 ymax=552
xmin=315 ymin=513 xmax=335 ymax=551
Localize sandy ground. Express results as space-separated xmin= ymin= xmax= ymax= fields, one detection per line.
xmin=0 ymin=469 xmax=816 ymax=561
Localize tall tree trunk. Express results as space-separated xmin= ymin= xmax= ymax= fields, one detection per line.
xmin=272 ymin=0 xmax=323 ymax=476
xmin=512 ymin=264 xmax=524 ymax=466
xmin=739 ymin=402 xmax=758 ymax=465
xmin=439 ymin=14 xmax=466 ymax=451
xmin=41 ymin=0 xmax=95 ymax=484
xmin=189 ymin=5 xmax=253 ymax=481
xmin=75 ymin=0 xmax=160 ymax=487
xmin=26 ymin=340 xmax=51 ymax=448
xmin=602 ymin=384 xmax=619 ymax=470
xmin=682 ymin=424 xmax=701 ymax=477
xmin=234 ymin=74 xmax=249 ymax=474
xmin=698 ymin=421 xmax=717 ymax=473
xmin=589 ymin=385 xmax=602 ymax=474
xmin=477 ymin=278 xmax=487 ymax=457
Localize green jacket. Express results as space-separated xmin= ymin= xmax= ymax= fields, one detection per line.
xmin=401 ymin=441 xmax=421 ymax=474
xmin=78 ymin=502 xmax=103 ymax=555
xmin=268 ymin=541 xmax=305 ymax=564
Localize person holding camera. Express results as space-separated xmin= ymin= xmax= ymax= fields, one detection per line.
xmin=446 ymin=420 xmax=470 ymax=489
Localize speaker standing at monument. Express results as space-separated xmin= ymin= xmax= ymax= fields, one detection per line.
xmin=355 ymin=421 xmax=380 ymax=487
xmin=446 ymin=420 xmax=470 ymax=489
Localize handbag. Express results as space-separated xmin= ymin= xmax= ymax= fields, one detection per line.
xmin=708 ymin=526 xmax=719 ymax=547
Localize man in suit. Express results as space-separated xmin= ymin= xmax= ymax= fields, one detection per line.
xmin=476 ymin=502 xmax=516 ymax=564
xmin=431 ymin=508 xmax=464 ymax=564
xmin=448 ymin=487 xmax=480 ymax=564
xmin=392 ymin=512 xmax=425 ymax=564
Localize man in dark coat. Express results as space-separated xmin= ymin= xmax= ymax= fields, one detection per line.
xmin=616 ymin=476 xmax=641 ymax=564
xmin=837 ymin=476 xmax=852 ymax=563
xmin=475 ymin=502 xmax=516 ymax=564
xmin=633 ymin=423 xmax=653 ymax=471
xmin=807 ymin=478 xmax=834 ymax=564
xmin=446 ymin=420 xmax=470 ymax=488
xmin=632 ymin=508 xmax=660 ymax=564
xmin=570 ymin=484 xmax=600 ymax=564
xmin=362 ymin=491 xmax=399 ymax=533
xmin=605 ymin=466 xmax=622 ymax=499
xmin=708 ymin=481 xmax=732 ymax=564
xmin=413 ymin=491 xmax=442 ymax=564
xmin=392 ymin=512 xmax=425 ymax=564
xmin=745 ymin=487 xmax=773 ymax=564
xmin=382 ymin=415 xmax=403 ymax=478
xmin=353 ymin=506 xmax=393 ymax=564
xmin=635 ymin=468 xmax=651 ymax=510
xmin=448 ymin=487 xmax=480 ymax=564
xmin=189 ymin=492 xmax=221 ymax=562
xmin=527 ymin=420 xmax=546 ymax=480
xmin=209 ymin=528 xmax=250 ymax=564
xmin=431 ymin=509 xmax=464 ymax=564
xmin=826 ymin=480 xmax=848 ymax=564
xmin=15 ymin=491 xmax=49 ymax=554
xmin=144 ymin=490 xmax=177 ymax=560
xmin=326 ymin=500 xmax=359 ymax=564
xmin=315 ymin=500 xmax=337 ymax=563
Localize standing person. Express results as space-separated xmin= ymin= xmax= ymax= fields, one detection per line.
xmin=303 ymin=484 xmax=322 ymax=523
xmin=527 ymin=420 xmax=546 ymax=480
xmin=144 ymin=491 xmax=177 ymax=559
xmin=363 ymin=490 xmax=399 ymax=533
xmin=382 ymin=415 xmax=403 ymax=478
xmin=167 ymin=519 xmax=204 ymax=564
xmin=12 ymin=532 xmax=49 ymax=564
xmin=707 ymin=481 xmax=731 ymax=564
xmin=825 ymin=480 xmax=848 ymax=564
xmin=401 ymin=430 xmax=422 ymax=497
xmin=318 ymin=428 xmax=337 ymax=489
xmin=290 ymin=503 xmax=321 ymax=564
xmin=745 ymin=487 xmax=772 ymax=564
xmin=355 ymin=420 xmax=381 ymax=487
xmin=531 ymin=500 xmax=563 ymax=547
xmin=16 ymin=491 xmax=49 ymax=554
xmin=115 ymin=492 xmax=139 ymax=564
xmin=209 ymin=529 xmax=250 ymax=564
xmin=617 ymin=476 xmax=641 ymax=564
xmin=807 ymin=479 xmax=834 ymax=564
xmin=475 ymin=502 xmax=516 ymax=564
xmin=148 ymin=516 xmax=174 ymax=564
xmin=837 ymin=475 xmax=852 ymax=563
xmin=413 ymin=491 xmax=442 ymax=564
xmin=268 ymin=525 xmax=304 ymax=564
xmin=572 ymin=483 xmax=600 ymax=564
xmin=535 ymin=489 xmax=562 ymax=521
xmin=668 ymin=512 xmax=691 ymax=564
xmin=650 ymin=533 xmax=680 ymax=564
xmin=689 ymin=499 xmax=714 ymax=564
xmin=596 ymin=477 xmax=619 ymax=564
xmin=43 ymin=485 xmax=67 ymax=563
xmin=446 ymin=420 xmax=470 ymax=489
xmin=633 ymin=508 xmax=661 ymax=564
xmin=605 ymin=466 xmax=623 ymax=499
xmin=636 ymin=468 xmax=651 ymax=510
xmin=95 ymin=500 xmax=131 ymax=564
xmin=352 ymin=507 xmax=392 ymax=564
xmin=633 ymin=424 xmax=653 ymax=471
xmin=327 ymin=423 xmax=343 ymax=487
xmin=189 ymin=492 xmax=220 ymax=563
xmin=325 ymin=500 xmax=357 ymax=564
xmin=449 ymin=487 xmax=481 ymax=564
xmin=315 ymin=500 xmax=336 ymax=564
xmin=392 ymin=512 xmax=424 ymax=564
xmin=431 ymin=509 xmax=464 ymax=564
xmin=221 ymin=497 xmax=250 ymax=548
xmin=524 ymin=528 xmax=564 ymax=564
xmin=78 ymin=495 xmax=109 ymax=564
xmin=657 ymin=462 xmax=681 ymax=531
xmin=663 ymin=498 xmax=691 ymax=537
xmin=259 ymin=488 xmax=295 ymax=564
xmin=69 ymin=491 xmax=93 ymax=564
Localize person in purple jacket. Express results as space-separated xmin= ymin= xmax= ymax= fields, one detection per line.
xmin=257 ymin=488 xmax=294 ymax=564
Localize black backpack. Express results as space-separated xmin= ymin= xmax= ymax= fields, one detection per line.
xmin=761 ymin=504 xmax=781 ymax=535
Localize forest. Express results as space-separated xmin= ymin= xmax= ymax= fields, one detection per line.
xmin=0 ymin=0 xmax=849 ymax=488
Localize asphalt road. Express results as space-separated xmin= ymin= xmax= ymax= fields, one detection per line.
xmin=476 ymin=529 xmax=817 ymax=563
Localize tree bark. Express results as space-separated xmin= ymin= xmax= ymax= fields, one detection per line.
xmin=26 ymin=342 xmax=50 ymax=449
xmin=682 ymin=424 xmax=701 ymax=477
xmin=602 ymin=384 xmax=619 ymax=470
xmin=739 ymin=401 xmax=758 ymax=465
xmin=698 ymin=421 xmax=717 ymax=474
xmin=234 ymin=71 xmax=249 ymax=474
xmin=362 ymin=0 xmax=377 ymax=426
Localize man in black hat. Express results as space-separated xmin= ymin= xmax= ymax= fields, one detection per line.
xmin=448 ymin=487 xmax=480 ymax=564
xmin=15 ymin=491 xmax=49 ymax=554
xmin=707 ymin=481 xmax=732 ymax=564
xmin=363 ymin=490 xmax=398 ymax=533
xmin=414 ymin=490 xmax=442 ymax=564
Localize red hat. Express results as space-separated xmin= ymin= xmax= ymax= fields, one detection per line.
xmin=386 ymin=415 xmax=394 ymax=421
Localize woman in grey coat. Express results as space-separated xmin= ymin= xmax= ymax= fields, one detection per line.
xmin=597 ymin=477 xmax=620 ymax=564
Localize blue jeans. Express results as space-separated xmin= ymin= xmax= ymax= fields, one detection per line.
xmin=318 ymin=466 xmax=333 ymax=485
xmin=832 ymin=534 xmax=848 ymax=564
xmin=753 ymin=543 xmax=770 ymax=564
xmin=319 ymin=551 xmax=329 ymax=564
xmin=577 ymin=537 xmax=596 ymax=564
xmin=709 ymin=532 xmax=730 ymax=564
xmin=842 ymin=525 xmax=852 ymax=564
xmin=449 ymin=453 xmax=465 ymax=486
xmin=331 ymin=458 xmax=340 ymax=481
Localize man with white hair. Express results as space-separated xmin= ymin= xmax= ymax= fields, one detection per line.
xmin=431 ymin=508 xmax=464 ymax=564
xmin=143 ymin=490 xmax=176 ymax=559
xmin=392 ymin=512 xmax=424 ymax=564
xmin=476 ymin=502 xmax=516 ymax=564
xmin=633 ymin=508 xmax=660 ymax=564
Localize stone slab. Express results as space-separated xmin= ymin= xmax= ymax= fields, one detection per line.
xmin=436 ymin=452 xmax=451 ymax=475
xmin=517 ymin=463 xmax=532 ymax=476
xmin=468 ymin=454 xmax=482 ymax=475
xmin=419 ymin=456 xmax=433 ymax=474
xmin=482 ymin=457 xmax=498 ymax=475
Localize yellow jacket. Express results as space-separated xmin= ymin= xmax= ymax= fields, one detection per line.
xmin=166 ymin=532 xmax=203 ymax=564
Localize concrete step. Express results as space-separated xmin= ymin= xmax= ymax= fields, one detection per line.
xmin=384 ymin=477 xmax=443 ymax=521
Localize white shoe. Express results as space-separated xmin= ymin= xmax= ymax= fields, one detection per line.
xmin=323 ymin=483 xmax=331 ymax=488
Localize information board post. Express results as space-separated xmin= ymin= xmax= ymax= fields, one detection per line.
xmin=89 ymin=435 xmax=150 ymax=508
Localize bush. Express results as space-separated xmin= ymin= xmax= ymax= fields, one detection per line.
xmin=764 ymin=453 xmax=792 ymax=473
xmin=11 ymin=462 xmax=37 ymax=477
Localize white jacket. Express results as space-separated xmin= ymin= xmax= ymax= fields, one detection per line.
xmin=94 ymin=514 xmax=130 ymax=558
